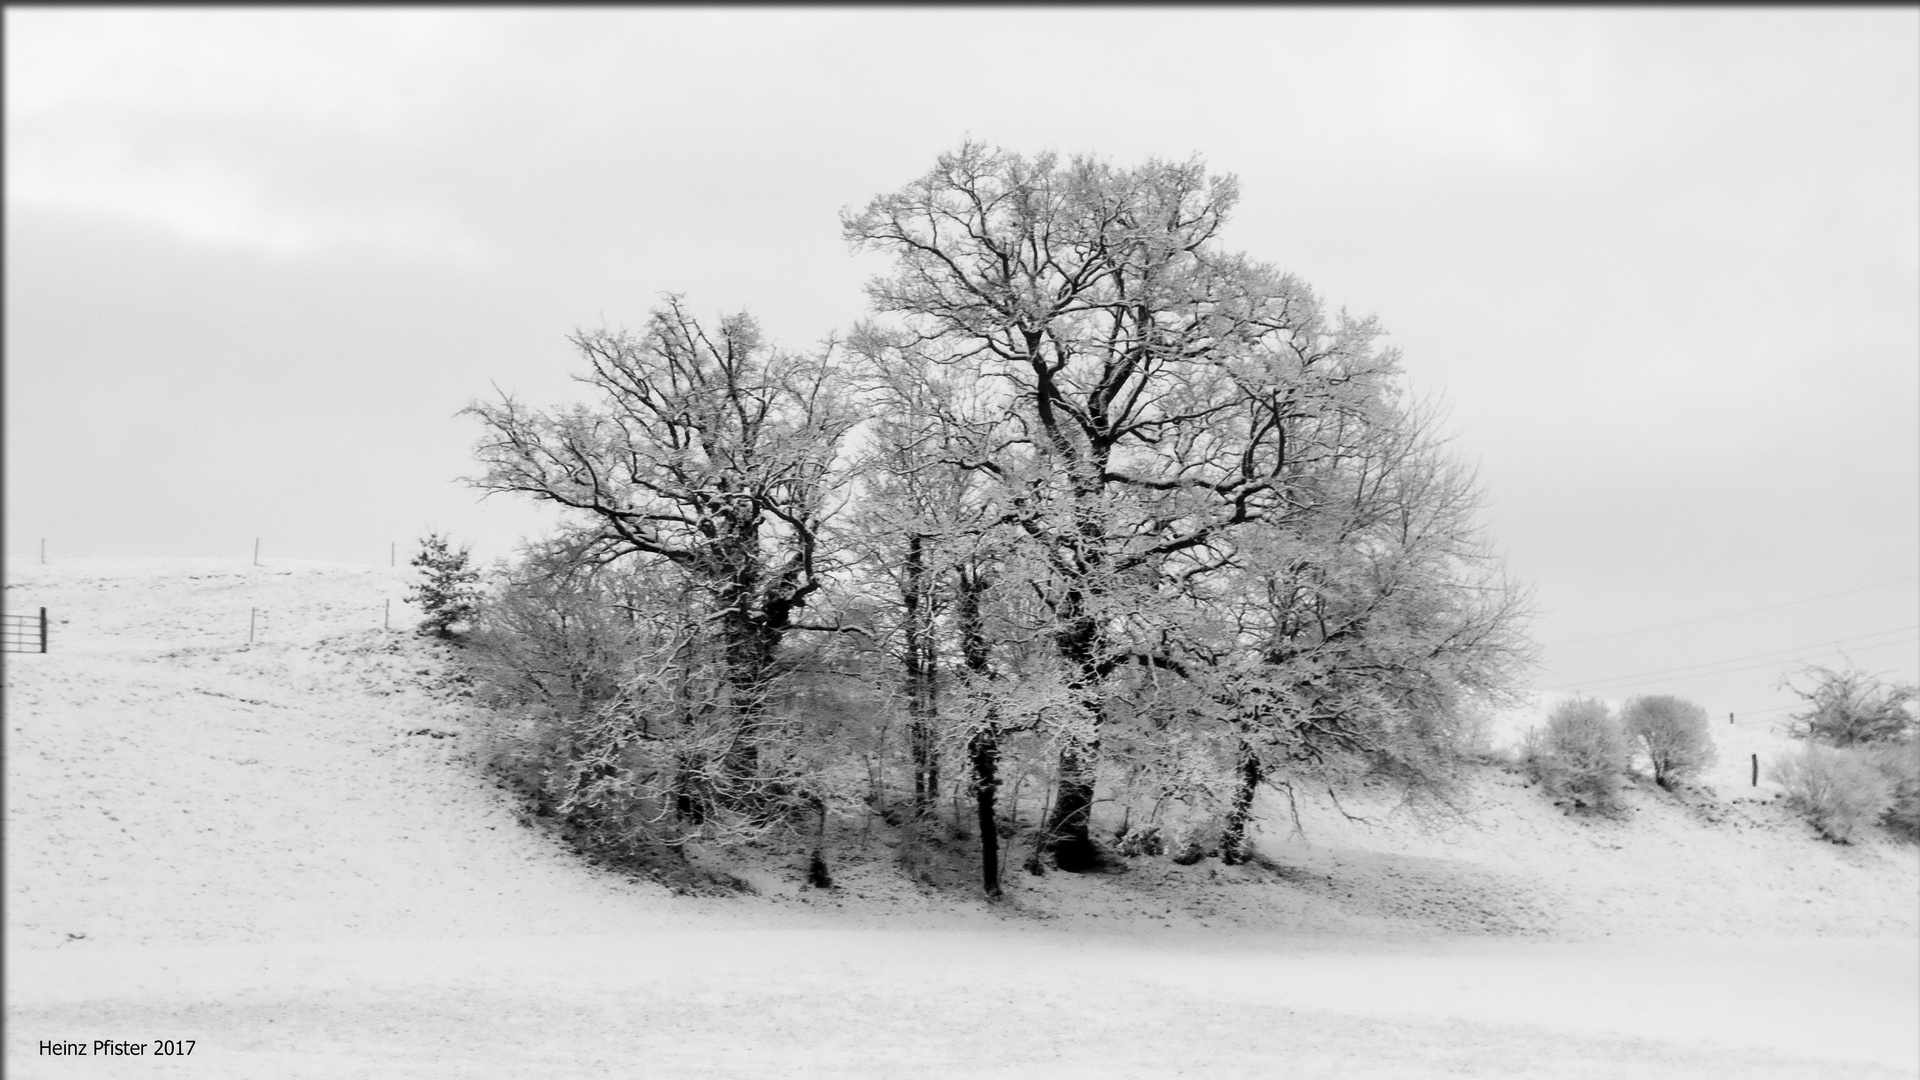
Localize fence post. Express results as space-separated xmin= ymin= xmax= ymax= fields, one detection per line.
xmin=1751 ymin=753 xmax=1758 ymax=788
xmin=39 ymin=607 xmax=47 ymax=653
xmin=249 ymin=607 xmax=256 ymax=645
xmin=384 ymin=599 xmax=390 ymax=630
xmin=254 ymin=539 xmax=260 ymax=567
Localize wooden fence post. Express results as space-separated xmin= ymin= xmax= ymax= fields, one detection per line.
xmin=39 ymin=607 xmax=47 ymax=653
xmin=1751 ymin=753 xmax=1758 ymax=787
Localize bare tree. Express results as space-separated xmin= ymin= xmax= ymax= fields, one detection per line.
xmin=1206 ymin=405 xmax=1533 ymax=861
xmin=847 ymin=144 xmax=1432 ymax=870
xmin=1620 ymin=695 xmax=1716 ymax=790
xmin=461 ymin=145 xmax=1537 ymax=894
xmin=1782 ymin=665 xmax=1918 ymax=747
xmin=466 ymin=298 xmax=857 ymax=822
xmin=846 ymin=336 xmax=1026 ymax=893
xmin=845 ymin=348 xmax=962 ymax=820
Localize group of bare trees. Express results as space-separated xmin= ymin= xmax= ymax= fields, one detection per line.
xmin=1773 ymin=666 xmax=1919 ymax=842
xmin=462 ymin=144 xmax=1533 ymax=895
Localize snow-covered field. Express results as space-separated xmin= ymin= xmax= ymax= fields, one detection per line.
xmin=6 ymin=559 xmax=1917 ymax=1078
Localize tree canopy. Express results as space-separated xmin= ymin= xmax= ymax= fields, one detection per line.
xmin=463 ymin=143 xmax=1534 ymax=893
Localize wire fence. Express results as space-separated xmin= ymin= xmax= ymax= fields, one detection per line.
xmin=17 ymin=538 xmax=413 ymax=567
xmin=3 ymin=608 xmax=48 ymax=653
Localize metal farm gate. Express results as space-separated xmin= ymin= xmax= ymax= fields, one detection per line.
xmin=3 ymin=608 xmax=48 ymax=653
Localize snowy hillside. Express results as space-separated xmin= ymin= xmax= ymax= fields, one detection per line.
xmin=6 ymin=559 xmax=1917 ymax=1079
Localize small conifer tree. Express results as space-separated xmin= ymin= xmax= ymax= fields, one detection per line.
xmin=408 ymin=533 xmax=482 ymax=640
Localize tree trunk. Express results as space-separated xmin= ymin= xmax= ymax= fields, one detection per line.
xmin=1221 ymin=741 xmax=1263 ymax=865
xmin=806 ymin=794 xmax=832 ymax=888
xmin=1046 ymin=739 xmax=1101 ymax=871
xmin=903 ymin=532 xmax=938 ymax=818
xmin=716 ymin=590 xmax=779 ymax=805
xmin=720 ymin=680 xmax=765 ymax=797
xmin=956 ymin=561 xmax=1003 ymax=895
xmin=969 ymin=727 xmax=1003 ymax=897
xmin=1044 ymin=604 xmax=1105 ymax=872
xmin=673 ymin=751 xmax=707 ymax=824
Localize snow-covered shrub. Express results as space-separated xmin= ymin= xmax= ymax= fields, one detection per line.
xmin=1160 ymin=817 xmax=1220 ymax=865
xmin=1864 ymin=741 xmax=1920 ymax=840
xmin=1522 ymin=698 xmax=1628 ymax=813
xmin=407 ymin=533 xmax=482 ymax=640
xmin=1452 ymin=703 xmax=1501 ymax=763
xmin=1115 ymin=824 xmax=1165 ymax=857
xmin=464 ymin=555 xmax=667 ymax=827
xmin=1775 ymin=665 xmax=1917 ymax=841
xmin=1620 ymin=694 xmax=1716 ymax=790
xmin=465 ymin=545 xmax=847 ymax=879
xmin=1770 ymin=743 xmax=1894 ymax=843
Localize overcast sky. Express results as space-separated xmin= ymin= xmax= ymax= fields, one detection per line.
xmin=7 ymin=8 xmax=1916 ymax=724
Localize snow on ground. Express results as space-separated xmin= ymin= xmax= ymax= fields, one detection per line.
xmin=6 ymin=559 xmax=1917 ymax=1078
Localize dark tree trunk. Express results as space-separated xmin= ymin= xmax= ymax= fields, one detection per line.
xmin=715 ymin=567 xmax=782 ymax=805
xmin=1221 ymin=741 xmax=1263 ymax=865
xmin=956 ymin=561 xmax=1003 ymax=896
xmin=1044 ymin=600 xmax=1105 ymax=872
xmin=806 ymin=794 xmax=832 ymax=887
xmin=903 ymin=532 xmax=938 ymax=818
xmin=673 ymin=751 xmax=707 ymax=824
xmin=969 ymin=728 xmax=1003 ymax=896
xmin=1046 ymin=740 xmax=1101 ymax=871
xmin=719 ymin=675 xmax=765 ymax=795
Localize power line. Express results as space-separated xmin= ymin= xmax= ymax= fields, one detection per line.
xmin=1569 ymin=637 xmax=1918 ymax=695
xmin=1549 ymin=628 xmax=1916 ymax=692
xmin=1730 ymin=661 xmax=1920 ymax=722
xmin=1541 ymin=625 xmax=1919 ymax=693
xmin=1542 ymin=575 xmax=1920 ymax=648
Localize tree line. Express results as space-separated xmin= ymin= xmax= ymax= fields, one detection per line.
xmin=457 ymin=144 xmax=1535 ymax=895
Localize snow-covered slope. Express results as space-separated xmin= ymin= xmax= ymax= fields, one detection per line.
xmin=6 ymin=559 xmax=1916 ymax=1079
xmin=5 ymin=559 xmax=712 ymax=952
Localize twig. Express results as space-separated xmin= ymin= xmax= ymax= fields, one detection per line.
xmin=1325 ymin=784 xmax=1375 ymax=827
